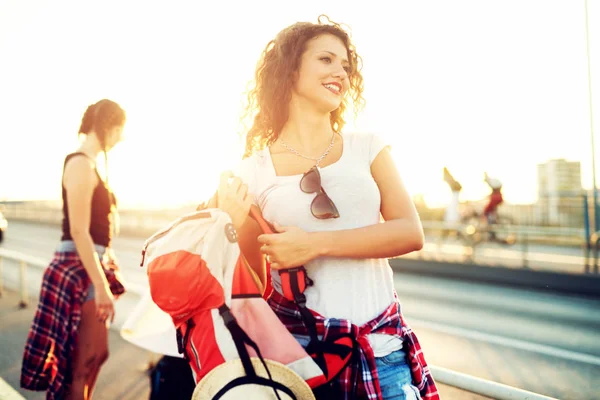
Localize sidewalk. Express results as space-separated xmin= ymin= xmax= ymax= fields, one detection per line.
xmin=0 ymin=289 xmax=152 ymax=400
xmin=0 ymin=287 xmax=489 ymax=400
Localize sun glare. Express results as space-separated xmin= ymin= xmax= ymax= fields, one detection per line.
xmin=1 ymin=1 xmax=597 ymax=209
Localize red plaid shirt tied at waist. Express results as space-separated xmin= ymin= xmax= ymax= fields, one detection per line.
xmin=20 ymin=251 xmax=125 ymax=399
xmin=268 ymin=289 xmax=440 ymax=400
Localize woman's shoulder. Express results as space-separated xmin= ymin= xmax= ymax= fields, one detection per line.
xmin=342 ymin=131 xmax=384 ymax=145
xmin=64 ymin=152 xmax=95 ymax=171
xmin=62 ymin=153 xmax=98 ymax=189
xmin=235 ymin=148 xmax=271 ymax=189
xmin=239 ymin=147 xmax=272 ymax=170
xmin=341 ymin=131 xmax=391 ymax=167
xmin=342 ymin=131 xmax=388 ymax=156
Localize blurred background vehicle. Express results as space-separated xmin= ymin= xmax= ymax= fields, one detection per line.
xmin=0 ymin=209 xmax=7 ymax=242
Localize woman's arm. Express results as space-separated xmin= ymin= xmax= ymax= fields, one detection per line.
xmin=258 ymin=148 xmax=424 ymax=269
xmin=314 ymin=147 xmax=424 ymax=258
xmin=199 ymin=174 xmax=267 ymax=287
xmin=237 ymin=216 xmax=267 ymax=286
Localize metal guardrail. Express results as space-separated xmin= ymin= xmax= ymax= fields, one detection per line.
xmin=420 ymin=220 xmax=592 ymax=270
xmin=0 ymin=248 xmax=46 ymax=308
xmin=0 ymin=204 xmax=189 ymax=237
xmin=585 ymin=231 xmax=600 ymax=274
xmin=0 ymin=248 xmax=146 ymax=302
xmin=3 ymin=205 xmax=592 ymax=272
xmin=0 ymin=248 xmax=559 ymax=400
xmin=2 ymin=204 xmax=587 ymax=240
xmin=420 ymin=220 xmax=585 ymax=238
xmin=430 ymin=366 xmax=556 ymax=400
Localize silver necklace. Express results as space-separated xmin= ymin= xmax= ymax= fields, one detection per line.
xmin=279 ymin=132 xmax=336 ymax=167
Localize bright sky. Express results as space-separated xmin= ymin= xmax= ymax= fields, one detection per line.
xmin=0 ymin=0 xmax=598 ymax=209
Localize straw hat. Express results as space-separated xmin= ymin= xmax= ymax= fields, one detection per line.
xmin=192 ymin=358 xmax=316 ymax=400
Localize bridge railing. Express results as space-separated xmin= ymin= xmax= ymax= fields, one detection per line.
xmin=2 ymin=202 xmax=596 ymax=271
xmin=1 ymin=202 xmax=588 ymax=242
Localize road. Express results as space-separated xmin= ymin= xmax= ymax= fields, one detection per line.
xmin=1 ymin=220 xmax=599 ymax=399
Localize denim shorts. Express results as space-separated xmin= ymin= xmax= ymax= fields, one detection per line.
xmin=375 ymin=348 xmax=422 ymax=399
xmin=293 ymin=336 xmax=422 ymax=399
xmin=56 ymin=240 xmax=106 ymax=302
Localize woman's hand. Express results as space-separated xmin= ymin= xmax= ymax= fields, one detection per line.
xmin=218 ymin=171 xmax=253 ymax=230
xmin=104 ymin=248 xmax=118 ymax=265
xmin=95 ymin=284 xmax=115 ymax=324
xmin=257 ymin=223 xmax=321 ymax=269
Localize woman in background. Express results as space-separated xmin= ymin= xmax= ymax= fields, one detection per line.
xmin=21 ymin=99 xmax=127 ymax=400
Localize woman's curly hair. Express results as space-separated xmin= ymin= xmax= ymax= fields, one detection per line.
xmin=242 ymin=15 xmax=365 ymax=158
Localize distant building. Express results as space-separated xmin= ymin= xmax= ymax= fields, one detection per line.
xmin=536 ymin=159 xmax=583 ymax=226
xmin=537 ymin=159 xmax=582 ymax=196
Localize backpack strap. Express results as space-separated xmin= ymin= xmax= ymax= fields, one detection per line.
xmin=284 ymin=269 xmax=325 ymax=371
xmin=218 ymin=304 xmax=289 ymax=400
xmin=176 ymin=319 xmax=195 ymax=361
xmin=249 ymin=205 xmax=356 ymax=383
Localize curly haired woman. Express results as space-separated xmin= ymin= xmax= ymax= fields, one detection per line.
xmin=213 ymin=16 xmax=439 ymax=399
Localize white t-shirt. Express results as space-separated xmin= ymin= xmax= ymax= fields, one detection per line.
xmin=444 ymin=191 xmax=461 ymax=225
xmin=236 ymin=132 xmax=402 ymax=357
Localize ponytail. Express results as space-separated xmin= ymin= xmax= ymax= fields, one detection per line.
xmin=78 ymin=103 xmax=96 ymax=134
xmin=77 ymin=99 xmax=126 ymax=184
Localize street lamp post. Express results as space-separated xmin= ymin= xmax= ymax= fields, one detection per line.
xmin=585 ymin=0 xmax=598 ymax=234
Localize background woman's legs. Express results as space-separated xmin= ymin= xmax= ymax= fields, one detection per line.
xmin=67 ymin=299 xmax=109 ymax=400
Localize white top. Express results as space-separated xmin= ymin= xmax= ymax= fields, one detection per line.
xmin=444 ymin=191 xmax=461 ymax=225
xmin=236 ymin=132 xmax=402 ymax=356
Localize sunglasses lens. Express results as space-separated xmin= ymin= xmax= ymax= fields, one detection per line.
xmin=311 ymin=193 xmax=340 ymax=219
xmin=300 ymin=168 xmax=321 ymax=194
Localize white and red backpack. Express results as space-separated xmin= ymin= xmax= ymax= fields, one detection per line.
xmin=139 ymin=207 xmax=355 ymax=397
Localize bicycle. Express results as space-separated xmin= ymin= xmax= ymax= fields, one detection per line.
xmin=459 ymin=209 xmax=517 ymax=247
